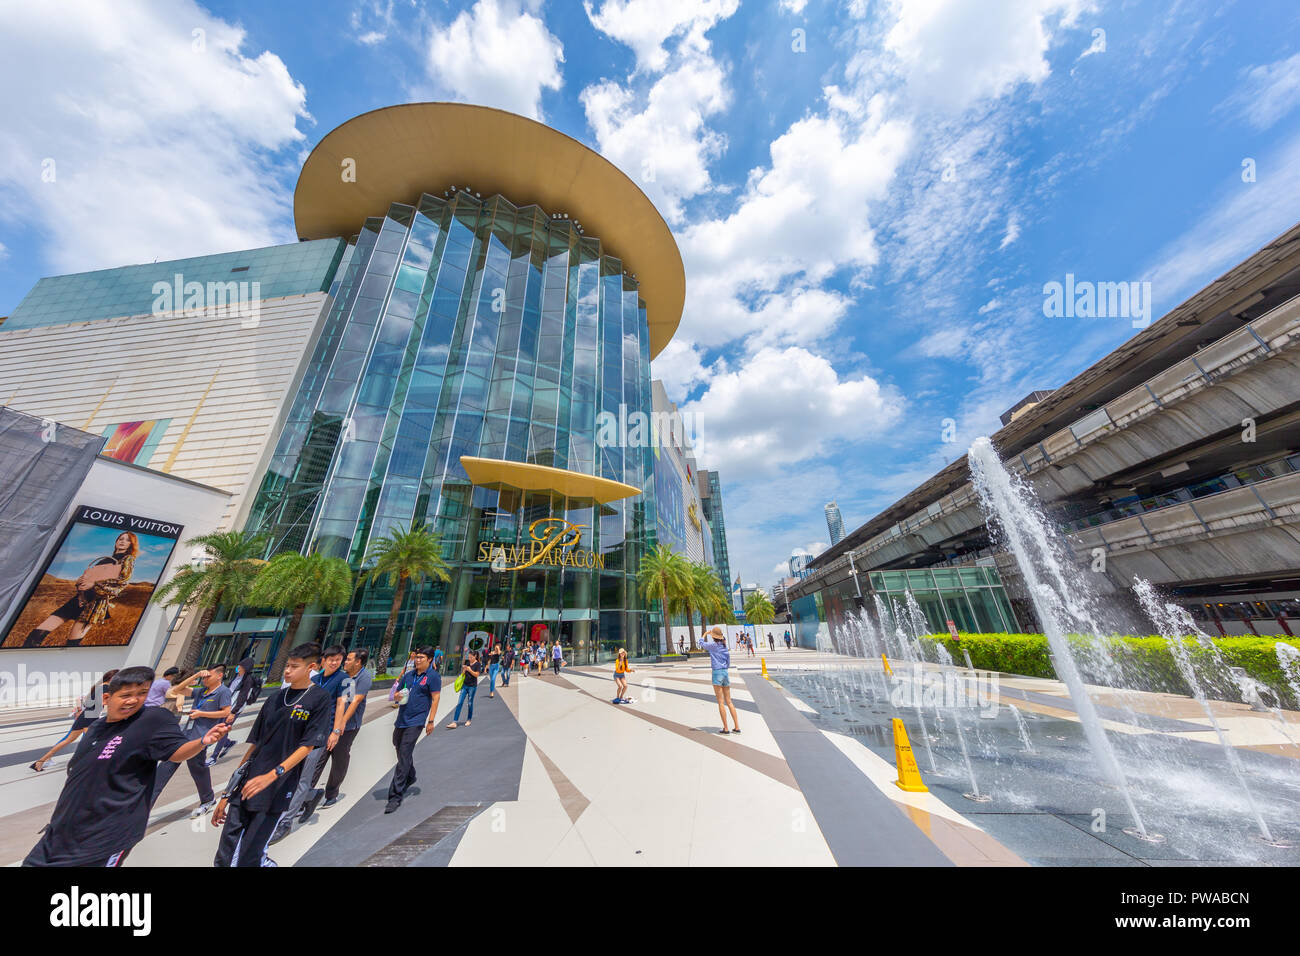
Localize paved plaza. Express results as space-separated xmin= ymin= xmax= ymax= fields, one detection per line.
xmin=5 ymin=648 xmax=1293 ymax=867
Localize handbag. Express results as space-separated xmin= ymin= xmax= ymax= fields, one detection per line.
xmin=454 ymin=673 xmax=465 ymax=693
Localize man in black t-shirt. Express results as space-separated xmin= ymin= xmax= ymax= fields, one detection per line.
xmin=24 ymin=666 xmax=229 ymax=867
xmin=212 ymin=642 xmax=330 ymax=867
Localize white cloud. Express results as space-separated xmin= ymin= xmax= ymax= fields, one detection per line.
xmin=682 ymin=346 xmax=904 ymax=475
xmin=426 ymin=0 xmax=564 ymax=120
xmin=679 ymin=100 xmax=911 ymax=348
xmin=1221 ymin=52 xmax=1300 ymax=130
xmin=581 ymin=54 xmax=730 ymax=222
xmin=584 ymin=0 xmax=738 ymax=73
xmin=350 ymin=0 xmax=399 ymax=45
xmin=779 ymin=0 xmax=809 ymax=13
xmin=0 ymin=0 xmax=308 ymax=274
xmin=884 ymin=0 xmax=1089 ymax=112
xmin=999 ymin=214 xmax=1021 ymax=249
xmin=650 ymin=338 xmax=712 ymax=401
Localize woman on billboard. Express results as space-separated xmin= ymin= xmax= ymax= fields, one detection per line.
xmin=22 ymin=532 xmax=140 ymax=647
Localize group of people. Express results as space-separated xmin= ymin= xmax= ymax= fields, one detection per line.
xmin=25 ymin=641 xmax=374 ymax=868
xmin=23 ymin=626 xmax=770 ymax=867
xmin=675 ymin=629 xmax=796 ymax=656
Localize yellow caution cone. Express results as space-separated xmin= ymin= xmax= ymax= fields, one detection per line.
xmin=761 ymin=657 xmax=769 ymax=679
xmin=881 ymin=653 xmax=893 ymax=676
xmin=892 ymin=718 xmax=929 ymax=793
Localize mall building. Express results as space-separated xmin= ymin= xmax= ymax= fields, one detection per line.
xmin=788 ymin=222 xmax=1300 ymax=646
xmin=0 ymin=103 xmax=691 ymax=674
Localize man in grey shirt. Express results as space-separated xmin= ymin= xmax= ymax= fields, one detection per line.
xmin=316 ymin=647 xmax=373 ymax=809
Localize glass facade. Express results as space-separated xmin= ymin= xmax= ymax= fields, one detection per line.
xmin=5 ymin=240 xmax=346 ymax=330
xmin=244 ymin=191 xmax=659 ymax=665
xmin=868 ymin=567 xmax=1019 ymax=634
xmin=790 ymin=565 xmax=1020 ymax=649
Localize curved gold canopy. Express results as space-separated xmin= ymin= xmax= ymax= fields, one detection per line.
xmin=294 ymin=102 xmax=684 ymax=359
xmin=460 ymin=456 xmax=641 ymax=505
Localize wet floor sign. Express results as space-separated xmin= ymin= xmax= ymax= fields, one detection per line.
xmin=892 ymin=718 xmax=928 ymax=792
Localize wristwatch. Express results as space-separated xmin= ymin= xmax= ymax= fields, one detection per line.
xmin=274 ymin=765 xmax=286 ymax=777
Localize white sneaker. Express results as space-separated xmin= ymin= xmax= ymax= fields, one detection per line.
xmin=190 ymin=801 xmax=216 ymax=818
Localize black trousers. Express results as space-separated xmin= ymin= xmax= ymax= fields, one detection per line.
xmin=388 ymin=725 xmax=421 ymax=802
xmin=151 ymin=730 xmax=214 ymax=806
xmin=318 ymin=727 xmax=359 ymax=800
xmin=214 ymin=800 xmax=284 ymax=867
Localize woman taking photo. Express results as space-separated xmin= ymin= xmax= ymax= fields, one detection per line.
xmin=446 ymin=651 xmax=481 ymax=729
xmin=22 ymin=532 xmax=140 ymax=647
xmin=702 ymin=627 xmax=740 ymax=734
xmin=612 ymin=649 xmax=633 ymax=705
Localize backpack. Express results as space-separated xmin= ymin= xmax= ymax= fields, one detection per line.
xmin=244 ymin=672 xmax=263 ymax=704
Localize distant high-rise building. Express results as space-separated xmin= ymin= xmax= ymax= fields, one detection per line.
xmin=825 ymin=500 xmax=845 ymax=545
xmin=698 ymin=469 xmax=732 ymax=589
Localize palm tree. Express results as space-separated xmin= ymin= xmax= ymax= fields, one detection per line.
xmin=697 ymin=569 xmax=735 ymax=632
xmin=744 ymin=589 xmax=776 ymax=646
xmin=359 ymin=522 xmax=452 ymax=673
xmin=686 ymin=562 xmax=727 ymax=648
xmin=254 ymin=551 xmax=356 ymax=680
xmin=637 ymin=545 xmax=689 ymax=654
xmin=152 ymin=530 xmax=269 ymax=670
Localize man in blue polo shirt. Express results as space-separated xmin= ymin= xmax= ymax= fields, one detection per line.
xmin=385 ymin=645 xmax=441 ymax=814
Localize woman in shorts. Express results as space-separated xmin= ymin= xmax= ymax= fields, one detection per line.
xmin=612 ymin=648 xmax=633 ymax=704
xmin=701 ymin=627 xmax=740 ymax=734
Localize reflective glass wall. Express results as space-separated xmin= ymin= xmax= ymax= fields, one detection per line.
xmin=246 ymin=190 xmax=658 ymax=663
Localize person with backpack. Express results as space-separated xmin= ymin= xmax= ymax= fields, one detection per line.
xmin=445 ymin=651 xmax=480 ymax=729
xmin=209 ymin=658 xmax=260 ymax=764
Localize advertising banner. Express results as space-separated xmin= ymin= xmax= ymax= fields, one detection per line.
xmin=1 ymin=506 xmax=183 ymax=650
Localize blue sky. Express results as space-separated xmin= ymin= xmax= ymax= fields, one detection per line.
xmin=1 ymin=0 xmax=1298 ymax=588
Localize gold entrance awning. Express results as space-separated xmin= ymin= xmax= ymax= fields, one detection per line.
xmin=460 ymin=456 xmax=641 ymax=506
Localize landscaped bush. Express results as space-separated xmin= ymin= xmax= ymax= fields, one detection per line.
xmin=918 ymin=632 xmax=1300 ymax=709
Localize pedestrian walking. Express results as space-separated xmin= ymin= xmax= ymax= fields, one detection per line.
xmin=612 ymin=648 xmax=634 ymax=704
xmin=386 ymin=645 xmax=441 ymax=814
xmin=212 ymin=643 xmax=330 ymax=867
xmin=501 ymin=643 xmax=515 ymax=687
xmin=487 ymin=642 xmax=502 ymax=698
xmin=784 ymin=630 xmax=792 ymax=650
xmin=703 ymin=626 xmax=740 ymax=734
xmin=209 ymin=658 xmax=261 ymax=764
xmin=277 ymin=644 xmax=346 ymax=838
xmin=29 ymin=669 xmax=117 ymax=772
xmin=550 ymin=640 xmax=563 ymax=676
xmin=768 ymin=632 xmax=774 ymax=651
xmin=446 ymin=651 xmax=480 ymax=729
xmin=152 ymin=665 xmax=232 ymax=816
xmin=24 ymin=666 xmax=228 ymax=867
xmin=316 ymin=647 xmax=373 ymax=809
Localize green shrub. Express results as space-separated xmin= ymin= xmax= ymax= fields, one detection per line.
xmin=918 ymin=633 xmax=1300 ymax=708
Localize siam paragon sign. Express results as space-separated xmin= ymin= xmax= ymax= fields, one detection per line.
xmin=478 ymin=518 xmax=607 ymax=571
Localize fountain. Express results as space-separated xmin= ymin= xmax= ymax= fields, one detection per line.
xmin=1010 ymin=704 xmax=1035 ymax=753
xmin=968 ymin=437 xmax=1159 ymax=841
xmin=1134 ymin=580 xmax=1288 ymax=847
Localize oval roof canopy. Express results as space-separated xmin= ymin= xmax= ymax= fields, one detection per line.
xmin=293 ymin=102 xmax=684 ymax=359
xmin=460 ymin=456 xmax=641 ymax=506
